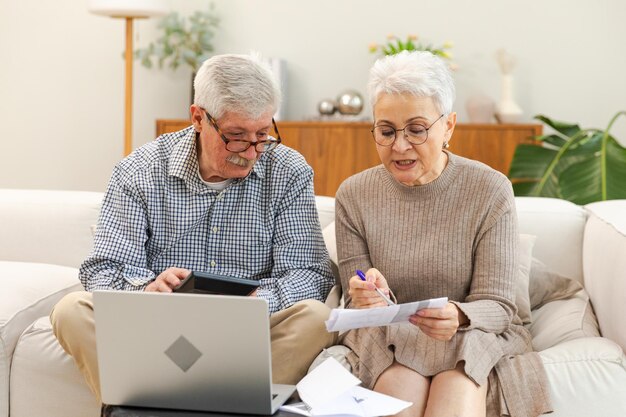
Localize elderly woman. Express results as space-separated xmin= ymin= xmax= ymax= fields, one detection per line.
xmin=335 ymin=51 xmax=551 ymax=417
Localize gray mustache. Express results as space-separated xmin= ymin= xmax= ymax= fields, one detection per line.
xmin=226 ymin=155 xmax=255 ymax=167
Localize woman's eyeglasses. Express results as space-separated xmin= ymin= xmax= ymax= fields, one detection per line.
xmin=371 ymin=114 xmax=444 ymax=146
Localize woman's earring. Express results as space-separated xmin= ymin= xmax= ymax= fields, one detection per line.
xmin=442 ymin=141 xmax=450 ymax=149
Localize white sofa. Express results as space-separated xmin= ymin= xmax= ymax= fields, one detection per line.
xmin=1 ymin=189 xmax=625 ymax=417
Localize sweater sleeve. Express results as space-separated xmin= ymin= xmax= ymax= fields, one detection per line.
xmin=452 ymin=181 xmax=519 ymax=334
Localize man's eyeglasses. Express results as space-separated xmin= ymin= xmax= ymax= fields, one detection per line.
xmin=371 ymin=114 xmax=445 ymax=146
xmin=205 ymin=111 xmax=282 ymax=153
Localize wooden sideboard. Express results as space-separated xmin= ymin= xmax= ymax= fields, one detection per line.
xmin=156 ymin=120 xmax=541 ymax=197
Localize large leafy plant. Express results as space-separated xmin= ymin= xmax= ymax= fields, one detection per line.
xmin=508 ymin=112 xmax=626 ymax=204
xmin=135 ymin=5 xmax=219 ymax=72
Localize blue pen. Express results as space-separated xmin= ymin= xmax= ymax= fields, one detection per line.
xmin=356 ymin=269 xmax=395 ymax=306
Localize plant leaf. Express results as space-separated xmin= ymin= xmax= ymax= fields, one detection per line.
xmin=508 ymin=144 xmax=558 ymax=179
xmin=558 ymin=154 xmax=602 ymax=204
xmin=508 ymin=144 xmax=562 ymax=198
xmin=537 ymin=134 xmax=567 ymax=148
xmin=512 ymin=181 xmax=538 ymax=196
xmin=534 ymin=115 xmax=581 ymax=138
xmin=605 ymin=135 xmax=626 ymax=199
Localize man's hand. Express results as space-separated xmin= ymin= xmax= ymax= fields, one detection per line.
xmin=348 ymin=268 xmax=391 ymax=309
xmin=408 ymin=302 xmax=469 ymax=341
xmin=145 ymin=267 xmax=191 ymax=293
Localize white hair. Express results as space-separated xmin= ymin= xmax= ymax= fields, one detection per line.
xmin=367 ymin=51 xmax=455 ymax=114
xmin=193 ymin=53 xmax=281 ymax=119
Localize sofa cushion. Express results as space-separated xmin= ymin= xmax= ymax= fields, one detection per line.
xmin=539 ymin=337 xmax=626 ymax=416
xmin=529 ymin=290 xmax=600 ymax=351
xmin=516 ymin=197 xmax=586 ymax=283
xmin=315 ymin=196 xmax=335 ymax=230
xmin=0 ymin=261 xmax=83 ymax=417
xmin=322 ymin=221 xmax=338 ymax=267
xmin=9 ymin=316 xmax=99 ymax=417
xmin=0 ymin=189 xmax=102 ymax=268
xmin=307 ymin=344 xmax=352 ymax=374
xmin=515 ymin=234 xmax=535 ymax=325
xmin=529 ymin=258 xmax=583 ymax=310
xmin=583 ymin=200 xmax=626 ymax=352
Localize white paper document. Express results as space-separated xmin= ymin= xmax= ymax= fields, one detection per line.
xmin=281 ymin=357 xmax=412 ymax=417
xmin=325 ymin=297 xmax=448 ymax=332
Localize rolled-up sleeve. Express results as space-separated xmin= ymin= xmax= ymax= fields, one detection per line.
xmin=79 ymin=167 xmax=156 ymax=291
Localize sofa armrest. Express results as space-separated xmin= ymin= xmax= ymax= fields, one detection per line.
xmin=583 ymin=200 xmax=626 ymax=352
xmin=0 ymin=261 xmax=83 ymax=417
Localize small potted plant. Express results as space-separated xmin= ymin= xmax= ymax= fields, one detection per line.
xmin=135 ymin=4 xmax=220 ymax=102
xmin=369 ymin=34 xmax=454 ymax=60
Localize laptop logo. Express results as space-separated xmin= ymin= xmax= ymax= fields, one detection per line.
xmin=164 ymin=335 xmax=203 ymax=372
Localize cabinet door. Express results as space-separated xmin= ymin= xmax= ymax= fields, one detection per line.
xmin=279 ymin=122 xmax=379 ymax=197
xmin=449 ymin=124 xmax=541 ymax=175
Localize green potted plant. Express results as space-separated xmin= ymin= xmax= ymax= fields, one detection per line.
xmin=508 ymin=111 xmax=626 ymax=204
xmin=134 ymin=4 xmax=220 ymax=102
xmin=369 ymin=34 xmax=453 ymax=59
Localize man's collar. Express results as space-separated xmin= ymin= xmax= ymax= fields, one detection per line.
xmin=168 ymin=127 xmax=198 ymax=181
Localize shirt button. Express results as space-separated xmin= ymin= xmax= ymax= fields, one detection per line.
xmin=216 ymin=193 xmax=224 ymax=201
xmin=210 ymin=260 xmax=216 ymax=267
xmin=212 ymin=226 xmax=219 ymax=233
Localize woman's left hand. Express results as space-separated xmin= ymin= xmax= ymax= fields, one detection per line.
xmin=408 ymin=302 xmax=469 ymax=341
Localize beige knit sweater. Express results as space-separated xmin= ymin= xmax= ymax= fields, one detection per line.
xmin=335 ymin=152 xmax=552 ymax=417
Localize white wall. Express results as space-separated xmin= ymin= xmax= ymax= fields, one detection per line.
xmin=1 ymin=0 xmax=625 ymax=192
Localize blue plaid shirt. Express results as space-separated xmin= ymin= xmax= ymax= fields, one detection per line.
xmin=80 ymin=127 xmax=334 ymax=313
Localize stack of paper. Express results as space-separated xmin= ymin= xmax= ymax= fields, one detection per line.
xmin=325 ymin=297 xmax=448 ymax=332
xmin=281 ymin=358 xmax=412 ymax=417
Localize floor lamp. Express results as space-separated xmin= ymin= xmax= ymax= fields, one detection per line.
xmin=88 ymin=0 xmax=167 ymax=156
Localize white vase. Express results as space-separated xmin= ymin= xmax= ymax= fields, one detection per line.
xmin=495 ymin=74 xmax=523 ymax=124
xmin=465 ymin=94 xmax=496 ymax=123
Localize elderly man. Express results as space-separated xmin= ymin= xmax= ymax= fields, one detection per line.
xmin=51 ymin=53 xmax=336 ymax=403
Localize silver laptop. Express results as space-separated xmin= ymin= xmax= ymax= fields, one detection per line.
xmin=94 ymin=290 xmax=295 ymax=414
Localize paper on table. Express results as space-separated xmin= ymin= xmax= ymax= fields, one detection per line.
xmin=325 ymin=297 xmax=448 ymax=332
xmin=281 ymin=357 xmax=412 ymax=417
xmin=311 ymin=386 xmax=412 ymax=417
xmin=296 ymin=355 xmax=361 ymax=410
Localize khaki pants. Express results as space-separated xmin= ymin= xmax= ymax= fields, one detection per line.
xmin=50 ymin=291 xmax=337 ymax=403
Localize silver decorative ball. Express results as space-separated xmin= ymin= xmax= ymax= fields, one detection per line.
xmin=318 ymin=99 xmax=337 ymax=115
xmin=336 ymin=90 xmax=364 ymax=115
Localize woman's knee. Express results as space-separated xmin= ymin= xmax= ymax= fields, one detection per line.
xmin=426 ymin=364 xmax=487 ymax=417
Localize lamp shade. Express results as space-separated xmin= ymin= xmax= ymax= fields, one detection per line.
xmin=88 ymin=0 xmax=168 ymax=18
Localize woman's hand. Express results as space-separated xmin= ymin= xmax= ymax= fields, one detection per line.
xmin=145 ymin=267 xmax=190 ymax=292
xmin=348 ymin=268 xmax=391 ymax=309
xmin=408 ymin=302 xmax=469 ymax=341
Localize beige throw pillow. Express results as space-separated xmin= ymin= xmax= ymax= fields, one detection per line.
xmin=529 ymin=258 xmax=583 ymax=310
xmin=515 ymin=234 xmax=536 ymax=325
